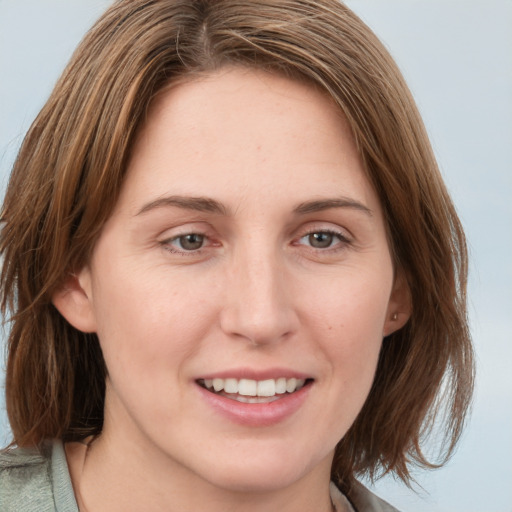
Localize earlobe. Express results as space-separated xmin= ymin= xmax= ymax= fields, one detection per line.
xmin=383 ymin=270 xmax=412 ymax=337
xmin=52 ymin=268 xmax=97 ymax=333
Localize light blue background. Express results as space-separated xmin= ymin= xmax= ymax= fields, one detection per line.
xmin=1 ymin=1 xmax=511 ymax=511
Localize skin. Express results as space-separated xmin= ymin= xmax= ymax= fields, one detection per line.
xmin=55 ymin=67 xmax=410 ymax=512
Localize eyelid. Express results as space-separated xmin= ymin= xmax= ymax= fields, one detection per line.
xmin=158 ymin=221 xmax=214 ymax=241
xmin=157 ymin=222 xmax=353 ymax=257
xmin=295 ymin=222 xmax=352 ymax=241
xmin=168 ymin=233 xmax=204 ymax=250
xmin=158 ymin=224 xmax=219 ymax=255
xmin=292 ymin=224 xmax=353 ymax=254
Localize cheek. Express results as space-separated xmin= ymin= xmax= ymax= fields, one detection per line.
xmin=89 ymin=268 xmax=217 ymax=378
xmin=323 ymin=319 xmax=383 ymax=396
xmin=306 ymin=271 xmax=392 ymax=339
xmin=304 ymin=272 xmax=391 ymax=388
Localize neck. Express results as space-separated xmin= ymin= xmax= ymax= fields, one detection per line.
xmin=66 ymin=431 xmax=336 ymax=512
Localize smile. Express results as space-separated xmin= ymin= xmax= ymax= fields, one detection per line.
xmin=198 ymin=377 xmax=310 ymax=403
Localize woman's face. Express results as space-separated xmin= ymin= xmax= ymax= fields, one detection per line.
xmin=62 ymin=68 xmax=408 ymax=492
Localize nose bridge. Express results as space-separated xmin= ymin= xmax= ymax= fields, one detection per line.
xmin=220 ymin=234 xmax=296 ymax=344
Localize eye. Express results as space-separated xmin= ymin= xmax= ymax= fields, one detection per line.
xmin=304 ymin=232 xmax=335 ymax=248
xmin=297 ymin=230 xmax=348 ymax=250
xmin=167 ymin=233 xmax=205 ymax=251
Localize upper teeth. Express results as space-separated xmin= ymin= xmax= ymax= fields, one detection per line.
xmin=202 ymin=377 xmax=306 ymax=397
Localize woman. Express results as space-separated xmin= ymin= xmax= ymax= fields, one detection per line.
xmin=0 ymin=1 xmax=473 ymax=511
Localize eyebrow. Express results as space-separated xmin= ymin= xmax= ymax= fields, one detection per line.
xmin=293 ymin=198 xmax=373 ymax=216
xmin=135 ymin=195 xmax=372 ymax=217
xmin=136 ymin=196 xmax=228 ymax=216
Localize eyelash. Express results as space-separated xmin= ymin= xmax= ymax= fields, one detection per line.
xmin=296 ymin=228 xmax=351 ymax=252
xmin=161 ymin=233 xmax=212 ymax=255
xmin=161 ymin=228 xmax=351 ymax=256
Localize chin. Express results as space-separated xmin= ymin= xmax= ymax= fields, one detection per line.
xmin=207 ymin=468 xmax=303 ymax=494
xmin=195 ymin=449 xmax=330 ymax=494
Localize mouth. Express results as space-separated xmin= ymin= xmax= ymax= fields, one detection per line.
xmin=197 ymin=377 xmax=313 ymax=404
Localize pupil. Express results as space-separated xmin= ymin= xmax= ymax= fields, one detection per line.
xmin=309 ymin=232 xmax=333 ymax=248
xmin=180 ymin=234 xmax=204 ymax=250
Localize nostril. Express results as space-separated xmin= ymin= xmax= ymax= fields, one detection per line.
xmin=219 ymin=307 xmax=298 ymax=347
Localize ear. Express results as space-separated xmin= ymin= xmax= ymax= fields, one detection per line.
xmin=383 ymin=270 xmax=412 ymax=337
xmin=52 ymin=268 xmax=97 ymax=333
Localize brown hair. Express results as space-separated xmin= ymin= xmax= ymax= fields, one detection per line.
xmin=0 ymin=0 xmax=473 ymax=488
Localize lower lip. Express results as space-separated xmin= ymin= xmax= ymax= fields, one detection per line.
xmin=196 ymin=382 xmax=312 ymax=427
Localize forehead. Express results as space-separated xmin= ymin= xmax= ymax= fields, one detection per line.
xmin=118 ymin=67 xmax=379 ymax=217
xmin=142 ymin=68 xmax=349 ymax=150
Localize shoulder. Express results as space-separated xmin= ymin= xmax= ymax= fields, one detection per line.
xmin=0 ymin=441 xmax=56 ymax=512
xmin=345 ymin=480 xmax=401 ymax=512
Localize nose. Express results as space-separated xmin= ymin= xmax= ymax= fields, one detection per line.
xmin=219 ymin=245 xmax=298 ymax=346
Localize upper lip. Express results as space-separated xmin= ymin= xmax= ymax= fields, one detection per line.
xmin=195 ymin=367 xmax=313 ymax=381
